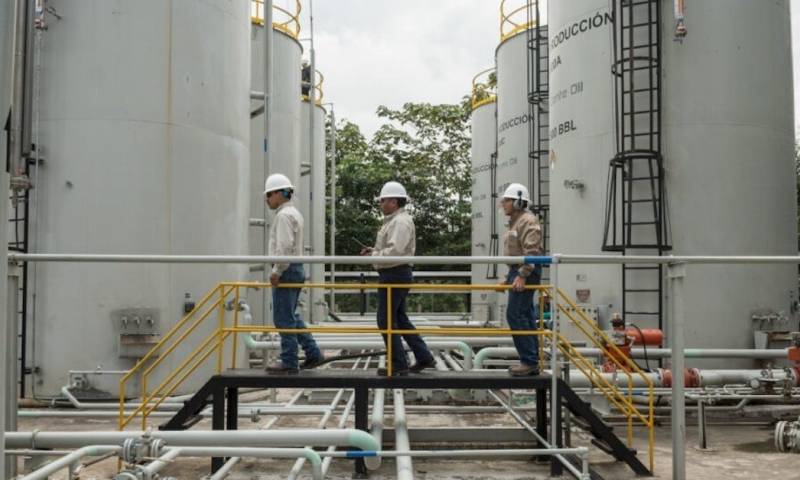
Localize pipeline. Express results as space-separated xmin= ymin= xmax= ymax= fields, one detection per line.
xmin=5 ymin=429 xmax=380 ymax=452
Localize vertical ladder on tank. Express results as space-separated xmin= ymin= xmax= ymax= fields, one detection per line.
xmin=603 ymin=0 xmax=671 ymax=334
xmin=486 ymin=150 xmax=500 ymax=281
xmin=526 ymin=0 xmax=549 ymax=280
xmin=8 ymin=155 xmax=32 ymax=397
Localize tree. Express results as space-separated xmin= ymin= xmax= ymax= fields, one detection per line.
xmin=326 ymin=101 xmax=473 ymax=311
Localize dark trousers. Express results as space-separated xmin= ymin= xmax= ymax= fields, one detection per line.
xmin=506 ymin=266 xmax=542 ymax=367
xmin=376 ymin=266 xmax=434 ymax=370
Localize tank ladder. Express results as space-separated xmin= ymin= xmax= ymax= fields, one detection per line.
xmin=603 ymin=0 xmax=671 ymax=334
xmin=526 ymin=1 xmax=550 ymax=281
xmin=6 ymin=144 xmax=33 ymax=397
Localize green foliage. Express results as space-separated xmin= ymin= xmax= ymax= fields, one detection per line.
xmin=325 ymin=102 xmax=473 ymax=312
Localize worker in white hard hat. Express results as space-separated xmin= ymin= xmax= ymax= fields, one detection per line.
xmin=360 ymin=181 xmax=435 ymax=376
xmin=499 ymin=182 xmax=543 ymax=376
xmin=263 ymin=173 xmax=323 ymax=373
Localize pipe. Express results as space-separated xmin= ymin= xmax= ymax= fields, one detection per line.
xmin=208 ymin=455 xmax=240 ymax=480
xmin=245 ymin=334 xmax=474 ymax=368
xmin=287 ymin=355 xmax=363 ymax=479
xmin=306 ymin=0 xmax=319 ymax=323
xmin=140 ymin=447 xmax=323 ymax=480
xmin=20 ymin=445 xmax=122 ymax=480
xmin=14 ymin=253 xmax=800 ymax=266
xmin=262 ymin=0 xmax=274 ymax=334
xmin=137 ymin=447 xmax=182 ymax=477
xmin=320 ymin=364 xmax=362 ymax=477
xmin=9 ymin=0 xmax=27 ymax=182
xmin=393 ymin=389 xmax=414 ymax=480
xmin=473 ymin=346 xmax=792 ymax=368
xmin=489 ymin=390 xmax=589 ymax=479
xmin=210 ymin=390 xmax=307 ymax=480
xmin=669 ymin=262 xmax=687 ymax=480
xmin=1 ymin=2 xmax=14 ymax=472
xmin=365 ymin=357 xmax=385 ymax=470
xmin=328 ymin=105 xmax=337 ymax=310
xmin=5 ymin=429 xmax=381 ymax=451
xmin=8 ymin=254 xmax=548 ymax=265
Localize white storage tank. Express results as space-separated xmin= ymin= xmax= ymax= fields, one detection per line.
xmin=299 ymin=96 xmax=327 ymax=323
xmin=548 ymin=0 xmax=621 ymax=316
xmin=470 ymin=70 xmax=498 ymax=323
xmin=249 ymin=1 xmax=303 ymax=324
xmin=549 ymin=0 xmax=798 ymax=366
xmin=31 ymin=0 xmax=251 ymax=397
xmin=495 ymin=1 xmax=548 ymax=321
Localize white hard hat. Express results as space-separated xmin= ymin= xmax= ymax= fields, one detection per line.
xmin=502 ymin=183 xmax=530 ymax=203
xmin=378 ymin=181 xmax=409 ymax=200
xmin=263 ymin=173 xmax=295 ymax=195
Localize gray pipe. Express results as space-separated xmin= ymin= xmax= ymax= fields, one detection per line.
xmin=139 ymin=447 xmax=323 ymax=480
xmin=21 ymin=445 xmax=122 ymax=480
xmin=7 ymin=254 xmax=542 ymax=265
xmin=328 ymin=105 xmax=337 ymax=309
xmin=12 ymin=253 xmax=800 ymax=266
xmin=0 ymin=3 xmax=16 ymax=473
xmin=5 ymin=429 xmax=380 ymax=451
xmin=393 ymin=389 xmax=414 ymax=480
xmin=245 ymin=334 xmax=474 ymax=368
xmin=287 ymin=356 xmax=363 ymax=479
xmin=472 ymin=346 xmax=791 ymax=369
xmin=365 ymin=379 xmax=386 ymax=470
xmin=9 ymin=0 xmax=27 ymax=181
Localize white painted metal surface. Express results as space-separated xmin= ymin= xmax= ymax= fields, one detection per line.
xmin=31 ymin=0 xmax=251 ymax=396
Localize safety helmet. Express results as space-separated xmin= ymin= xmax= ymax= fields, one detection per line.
xmin=378 ymin=181 xmax=409 ymax=200
xmin=502 ymin=183 xmax=530 ymax=203
xmin=263 ymin=173 xmax=295 ymax=195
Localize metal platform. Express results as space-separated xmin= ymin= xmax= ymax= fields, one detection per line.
xmin=161 ymin=369 xmax=650 ymax=478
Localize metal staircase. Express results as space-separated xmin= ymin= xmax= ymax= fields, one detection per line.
xmin=603 ymin=0 xmax=671 ymax=332
xmin=117 ymin=282 xmax=655 ymax=476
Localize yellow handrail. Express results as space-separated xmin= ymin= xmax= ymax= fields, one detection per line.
xmin=471 ymin=67 xmax=497 ymax=110
xmin=251 ymin=0 xmax=302 ymax=39
xmin=118 ymin=281 xmax=654 ymax=471
xmin=500 ymin=0 xmax=540 ymax=42
xmin=301 ymin=69 xmax=325 ymax=105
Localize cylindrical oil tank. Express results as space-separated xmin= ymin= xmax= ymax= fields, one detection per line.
xmin=31 ymin=0 xmax=251 ymax=397
xmin=299 ymin=99 xmax=327 ymax=323
xmin=548 ymin=1 xmax=621 ymax=316
xmin=549 ymin=0 xmax=797 ymax=367
xmin=249 ymin=4 xmax=303 ymax=324
xmin=470 ymin=87 xmax=498 ymax=324
xmin=495 ymin=18 xmax=548 ymax=322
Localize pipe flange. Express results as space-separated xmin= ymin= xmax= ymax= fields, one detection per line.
xmin=121 ymin=437 xmax=139 ymax=464
xmin=112 ymin=472 xmax=140 ymax=480
xmin=148 ymin=438 xmax=165 ymax=458
xmin=775 ymin=417 xmax=800 ymax=453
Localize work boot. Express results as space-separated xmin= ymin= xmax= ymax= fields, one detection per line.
xmin=508 ymin=363 xmax=540 ymax=377
xmin=409 ymin=357 xmax=436 ymax=373
xmin=265 ymin=361 xmax=299 ymax=373
xmin=377 ymin=367 xmax=409 ymax=377
xmin=300 ymin=354 xmax=325 ymax=370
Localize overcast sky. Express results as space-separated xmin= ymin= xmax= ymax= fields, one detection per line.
xmin=293 ymin=0 xmax=800 ymax=139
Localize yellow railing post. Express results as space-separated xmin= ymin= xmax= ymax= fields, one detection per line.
xmin=116 ymin=279 xmax=653 ymax=472
xmin=217 ymin=286 xmax=225 ymax=374
xmin=386 ymin=286 xmax=393 ymax=377
xmin=232 ymin=286 xmax=240 ymax=369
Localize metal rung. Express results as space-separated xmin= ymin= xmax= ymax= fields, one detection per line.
xmin=625 ymin=289 xmax=660 ymax=293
